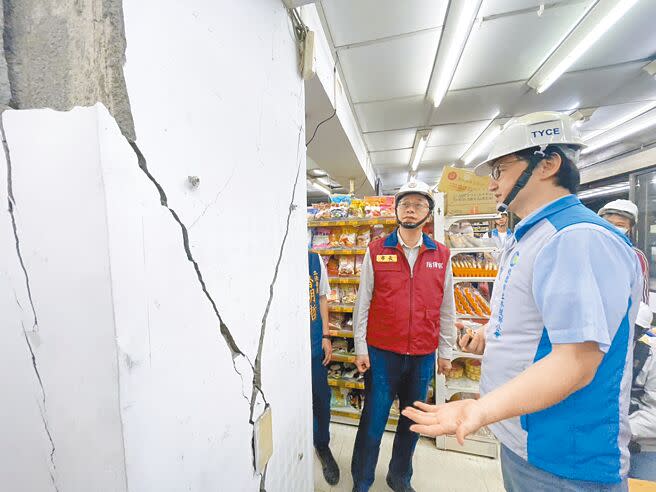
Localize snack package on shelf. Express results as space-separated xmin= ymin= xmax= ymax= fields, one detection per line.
xmin=465 ymin=359 xmax=482 ymax=381
xmin=445 ymin=360 xmax=465 ymax=379
xmin=330 ymin=195 xmax=351 ymax=219
xmin=307 ymin=206 xmax=318 ymax=221
xmin=455 ymin=286 xmax=491 ymax=317
xmin=332 ymin=339 xmax=349 ymax=354
xmin=355 ymin=255 xmax=364 ymax=276
xmin=356 ymin=226 xmax=371 ymax=248
xmin=363 ymin=196 xmax=395 ymax=218
xmin=327 ymin=286 xmax=341 ymax=305
xmin=456 ymin=320 xmax=484 ymax=346
xmin=379 ymin=196 xmax=395 ymax=217
xmin=327 ymin=256 xmax=339 ymax=276
xmin=329 ymin=312 xmax=346 ymax=330
xmin=328 ymin=228 xmax=342 ymax=248
xmin=348 ymin=199 xmax=365 ymax=218
xmin=340 ymin=227 xmax=357 ymax=248
xmin=452 ymin=254 xmax=498 ymax=277
xmin=344 ymin=316 xmax=354 ymax=331
xmin=348 ymin=390 xmax=364 ymax=410
xmin=371 ymin=224 xmax=386 ymax=241
xmin=312 ymin=202 xmax=331 ymax=220
xmin=446 ymin=232 xmax=496 ymax=249
xmin=330 ymin=387 xmax=348 ymax=407
xmin=338 ymin=256 xmax=356 ymax=276
xmin=341 ymin=285 xmax=358 ymax=304
xmin=311 ymin=227 xmax=331 ymax=250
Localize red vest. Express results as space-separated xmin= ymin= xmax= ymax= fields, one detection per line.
xmin=367 ymin=231 xmax=450 ymax=355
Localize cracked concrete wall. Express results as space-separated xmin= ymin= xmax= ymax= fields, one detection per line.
xmin=0 ymin=0 xmax=311 ymax=491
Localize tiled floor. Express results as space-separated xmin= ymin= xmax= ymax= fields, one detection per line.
xmin=314 ymin=423 xmax=505 ymax=492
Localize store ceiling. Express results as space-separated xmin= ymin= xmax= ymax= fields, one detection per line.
xmin=314 ymin=0 xmax=656 ymax=194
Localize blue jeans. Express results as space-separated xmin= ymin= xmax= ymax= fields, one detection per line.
xmin=351 ymin=346 xmax=435 ymax=492
xmin=311 ymin=328 xmax=331 ymax=449
xmin=501 ymin=444 xmax=628 ymax=491
xmin=629 ymin=451 xmax=656 ymax=481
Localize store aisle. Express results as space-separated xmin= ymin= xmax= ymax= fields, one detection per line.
xmin=313 ymin=423 xmax=504 ymax=492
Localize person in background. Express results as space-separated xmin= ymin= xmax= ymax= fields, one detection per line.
xmin=599 ymin=199 xmax=650 ymax=303
xmin=488 ymin=212 xmax=513 ymax=250
xmin=351 ymin=180 xmax=456 ymax=492
xmin=308 ymin=251 xmax=339 ymax=485
xmin=629 ymin=302 xmax=656 ymax=481
xmin=403 ymin=111 xmax=642 ymax=491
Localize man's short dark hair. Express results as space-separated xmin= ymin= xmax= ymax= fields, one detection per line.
xmin=514 ymin=145 xmax=580 ymax=194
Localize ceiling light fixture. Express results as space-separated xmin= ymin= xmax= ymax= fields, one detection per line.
xmin=461 ymin=112 xmax=501 ymax=166
xmin=427 ymin=0 xmax=483 ymax=107
xmin=583 ymin=101 xmax=656 ymax=141
xmin=578 ymin=182 xmax=629 ymax=200
xmin=582 ymin=109 xmax=656 ymax=155
xmin=643 ymin=60 xmax=656 ymax=77
xmin=410 ymin=129 xmax=432 ymax=172
xmin=527 ymin=0 xmax=639 ymax=94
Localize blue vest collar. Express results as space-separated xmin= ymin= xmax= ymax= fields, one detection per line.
xmin=384 ymin=229 xmax=437 ymax=250
xmin=514 ymin=195 xmax=580 ymax=242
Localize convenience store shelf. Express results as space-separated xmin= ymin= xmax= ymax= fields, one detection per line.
xmin=311 ymin=248 xmax=367 ymax=255
xmin=329 ymin=304 xmax=354 ymax=313
xmin=328 ymin=378 xmax=365 ymax=390
xmin=450 ymin=247 xmax=498 ymax=256
xmin=435 ymin=432 xmax=498 ymax=459
xmin=453 ymin=276 xmax=496 ymax=283
xmin=445 ymin=214 xmax=500 ymax=228
xmin=330 ymin=353 xmax=356 ymax=363
xmin=445 ymin=376 xmax=479 ymax=399
xmin=452 ymin=350 xmax=483 ymax=361
xmin=329 ymin=329 xmax=354 ymax=338
xmin=329 ymin=276 xmax=360 ymax=284
xmin=308 ymin=217 xmax=396 ymax=227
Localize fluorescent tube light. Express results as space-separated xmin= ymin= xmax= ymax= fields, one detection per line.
xmin=461 ymin=113 xmax=501 ymax=166
xmin=528 ymin=0 xmax=639 ymax=94
xmin=427 ymin=0 xmax=483 ymax=107
xmin=582 ymin=109 xmax=656 ymax=155
xmin=578 ymin=182 xmax=629 ymax=200
xmin=583 ymin=101 xmax=656 ymax=141
xmin=410 ymin=129 xmax=432 ymax=172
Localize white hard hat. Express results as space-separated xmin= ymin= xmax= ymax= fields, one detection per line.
xmin=598 ymin=199 xmax=638 ymax=225
xmin=636 ymin=302 xmax=653 ymax=329
xmin=475 ymin=111 xmax=586 ymax=176
xmin=395 ymin=180 xmax=434 ymax=209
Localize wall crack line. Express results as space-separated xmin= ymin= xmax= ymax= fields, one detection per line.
xmin=127 ymin=140 xmax=262 ymax=418
xmin=2 ymin=119 xmax=38 ymax=330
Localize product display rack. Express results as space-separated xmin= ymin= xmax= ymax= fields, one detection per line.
xmin=436 ymin=211 xmax=500 ymax=459
xmin=308 ymin=215 xmax=406 ymax=431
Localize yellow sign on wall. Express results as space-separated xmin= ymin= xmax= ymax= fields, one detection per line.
xmin=438 ymin=166 xmax=490 ymax=193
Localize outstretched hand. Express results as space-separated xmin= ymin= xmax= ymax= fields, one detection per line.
xmin=401 ymin=399 xmax=487 ymax=445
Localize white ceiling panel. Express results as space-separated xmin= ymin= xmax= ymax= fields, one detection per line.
xmin=355 ymin=96 xmax=433 ymax=133
xmin=321 ymin=0 xmax=448 ymax=47
xmin=479 ymin=0 xmax=559 ymax=18
xmin=338 ymin=29 xmax=441 ymax=103
xmin=570 ymin=1 xmax=656 ymax=72
xmin=430 ymin=82 xmax=525 ymax=125
xmin=451 ymin=1 xmax=593 ymax=90
xmin=363 ymin=129 xmax=417 ymax=152
xmin=428 ymin=120 xmax=491 ymax=147
xmin=579 ymin=101 xmax=656 ymax=139
xmin=509 ymin=61 xmax=650 ymax=116
xmin=421 ymin=143 xmax=470 ymax=166
xmin=370 ymin=148 xmax=412 ymax=167
xmin=601 ymin=70 xmax=656 ymax=107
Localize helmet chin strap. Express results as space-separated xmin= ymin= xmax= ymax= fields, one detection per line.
xmin=396 ymin=209 xmax=433 ymax=229
xmin=497 ymin=149 xmax=546 ymax=213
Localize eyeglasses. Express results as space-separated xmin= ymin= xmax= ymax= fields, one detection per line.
xmin=398 ymin=202 xmax=429 ymax=211
xmin=490 ymin=158 xmax=526 ymax=180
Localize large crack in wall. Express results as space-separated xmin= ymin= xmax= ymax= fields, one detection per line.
xmin=0 ymin=2 xmax=302 ymax=488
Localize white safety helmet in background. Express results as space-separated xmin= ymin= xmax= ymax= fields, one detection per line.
xmin=475 ymin=111 xmax=586 ymax=177
xmin=598 ymin=199 xmax=639 ymax=225
xmin=395 ymin=180 xmax=435 ymax=210
xmin=636 ymin=302 xmax=653 ymax=329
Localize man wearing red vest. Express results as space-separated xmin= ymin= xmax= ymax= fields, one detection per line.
xmin=350 ymin=180 xmax=456 ymax=492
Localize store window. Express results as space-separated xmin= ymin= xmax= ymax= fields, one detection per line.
xmin=631 ymin=168 xmax=656 ymax=291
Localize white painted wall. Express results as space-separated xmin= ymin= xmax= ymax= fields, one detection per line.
xmin=0 ymin=1 xmax=312 ymax=491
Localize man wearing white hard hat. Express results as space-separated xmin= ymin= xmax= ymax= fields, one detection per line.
xmin=628 ymin=302 xmax=656 ymax=481
xmin=351 ymin=180 xmax=456 ymax=492
xmin=403 ymin=112 xmax=643 ymax=490
xmin=599 ymin=199 xmax=650 ymax=303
